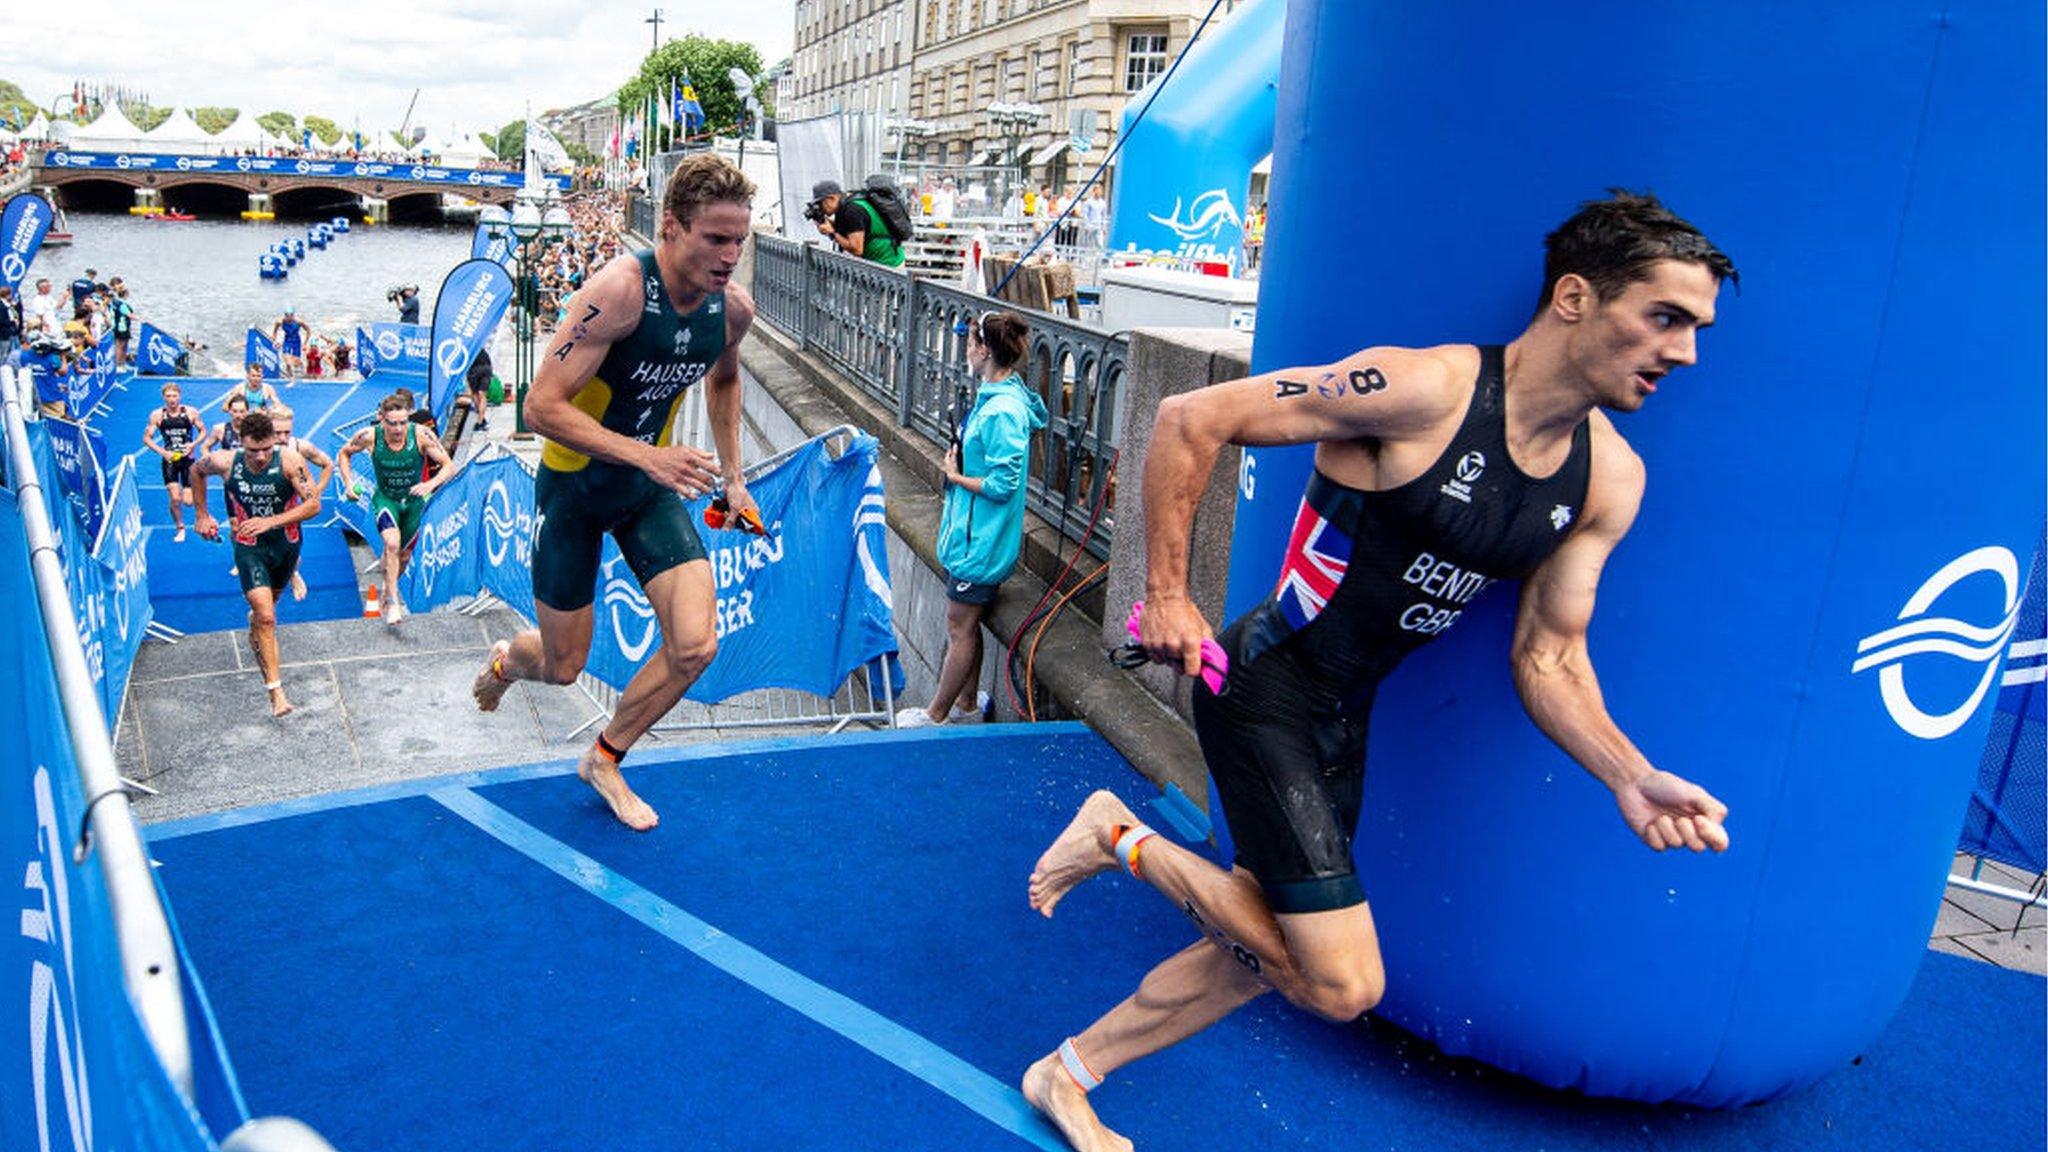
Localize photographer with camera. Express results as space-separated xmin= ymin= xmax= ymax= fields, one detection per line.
xmin=809 ymin=179 xmax=906 ymax=269
xmin=390 ymin=284 xmax=421 ymax=324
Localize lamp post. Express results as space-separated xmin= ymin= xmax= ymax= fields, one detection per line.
xmin=987 ymin=101 xmax=1046 ymax=210
xmin=886 ymin=117 xmax=937 ymax=182
xmin=491 ymin=196 xmax=572 ymax=437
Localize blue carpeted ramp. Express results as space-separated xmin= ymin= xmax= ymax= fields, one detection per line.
xmin=149 ymin=727 xmax=2044 ymax=1151
xmin=103 ymin=377 xmax=373 ymax=631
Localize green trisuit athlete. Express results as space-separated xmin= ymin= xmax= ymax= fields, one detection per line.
xmin=472 ymin=153 xmax=760 ymax=832
xmin=338 ymin=395 xmax=454 ymax=626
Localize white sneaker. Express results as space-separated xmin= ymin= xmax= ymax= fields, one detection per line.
xmin=385 ymin=599 xmax=407 ymax=626
xmin=894 ymin=706 xmax=941 ymax=729
xmin=173 ymin=526 xmax=186 ymax=542
xmin=948 ymin=691 xmax=991 ymax=724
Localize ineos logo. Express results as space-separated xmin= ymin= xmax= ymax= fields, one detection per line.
xmin=1455 ymin=451 xmax=1486 ymax=484
xmin=1852 ymin=545 xmax=2023 ymax=740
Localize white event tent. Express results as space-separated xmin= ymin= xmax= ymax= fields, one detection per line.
xmin=66 ymin=102 xmax=153 ymax=152
xmin=144 ymin=108 xmax=221 ymax=154
xmin=211 ymin=113 xmax=271 ymax=154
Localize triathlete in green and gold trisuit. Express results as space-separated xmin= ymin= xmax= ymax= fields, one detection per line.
xmin=533 ymin=248 xmax=727 ymax=610
xmin=370 ymin=422 xmax=429 ymax=549
xmin=225 ymin=447 xmax=303 ymax=594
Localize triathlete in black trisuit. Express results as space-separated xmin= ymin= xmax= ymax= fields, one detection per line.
xmin=143 ymin=381 xmax=207 ymax=541
xmin=190 ymin=409 xmax=323 ymax=718
xmin=1021 ymin=191 xmax=1739 ymax=1152
xmin=471 ymin=153 xmax=759 ymax=832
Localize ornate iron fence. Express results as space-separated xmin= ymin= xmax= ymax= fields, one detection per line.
xmin=751 ymin=233 xmax=1124 ymax=558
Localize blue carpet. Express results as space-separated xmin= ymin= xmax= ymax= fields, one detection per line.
xmin=100 ymin=377 xmax=374 ymax=631
xmin=150 ymin=726 xmax=2045 ymax=1151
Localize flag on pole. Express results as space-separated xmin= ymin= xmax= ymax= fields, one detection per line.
xmin=676 ymin=72 xmax=705 ymax=134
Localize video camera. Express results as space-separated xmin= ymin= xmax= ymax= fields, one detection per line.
xmin=384 ymin=284 xmax=418 ymax=303
xmin=802 ymin=200 xmax=829 ymax=225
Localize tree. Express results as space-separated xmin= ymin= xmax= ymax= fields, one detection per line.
xmin=0 ymin=77 xmax=38 ymax=129
xmin=193 ymin=106 xmax=239 ymax=135
xmin=618 ymin=35 xmax=764 ymax=150
xmin=494 ymin=119 xmax=526 ymax=164
xmin=132 ymin=105 xmax=172 ymax=132
xmin=304 ymin=115 xmax=342 ymax=146
xmin=257 ymin=111 xmax=297 ymax=140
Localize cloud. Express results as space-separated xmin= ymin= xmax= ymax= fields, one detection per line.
xmin=0 ymin=0 xmax=794 ymax=135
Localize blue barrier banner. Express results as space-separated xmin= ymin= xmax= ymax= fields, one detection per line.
xmin=398 ymin=434 xmax=897 ymax=701
xmin=63 ymin=332 xmax=121 ymax=420
xmin=427 ymin=258 xmax=514 ymax=425
xmin=471 ymin=222 xmax=515 ymax=268
xmin=354 ymin=326 xmax=376 ymax=377
xmin=41 ymin=415 xmax=107 ymax=542
xmin=244 ymin=328 xmax=280 ymax=378
xmin=136 ymin=322 xmax=186 ymax=376
xmin=92 ymin=460 xmax=151 ymax=718
xmin=41 ymin=150 xmax=571 ymax=191
xmin=583 ymin=434 xmax=899 ymax=701
xmin=25 ymin=422 xmax=111 ymax=696
xmin=1 ymin=191 xmax=54 ymax=293
xmin=360 ymin=322 xmax=430 ymax=380
xmin=0 ymin=487 xmax=237 ymax=1149
xmin=401 ymin=453 xmax=535 ymax=619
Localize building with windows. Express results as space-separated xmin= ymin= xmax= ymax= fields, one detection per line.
xmin=904 ymin=1 xmax=1227 ymax=194
xmin=788 ymin=0 xmax=917 ymax=121
xmin=544 ymin=96 xmax=622 ymax=162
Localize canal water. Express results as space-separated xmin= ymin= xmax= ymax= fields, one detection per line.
xmin=25 ymin=210 xmax=472 ymax=376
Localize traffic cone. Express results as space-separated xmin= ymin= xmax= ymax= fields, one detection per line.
xmin=362 ymin=583 xmax=382 ymax=618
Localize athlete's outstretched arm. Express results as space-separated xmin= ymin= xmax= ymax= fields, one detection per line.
xmin=335 ymin=429 xmax=372 ymax=492
xmin=142 ymin=410 xmax=169 ymax=458
xmin=188 ymin=451 xmax=231 ymax=540
xmin=1510 ymin=431 xmax=1729 ymax=852
xmin=1139 ymin=346 xmax=1456 ymax=673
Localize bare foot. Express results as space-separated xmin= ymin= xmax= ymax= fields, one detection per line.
xmin=577 ymin=744 xmax=659 ymax=831
xmin=1023 ymin=1052 xmax=1133 ymax=1152
xmin=472 ymin=640 xmax=513 ymax=712
xmin=1029 ymin=790 xmax=1138 ymax=917
xmin=268 ymin=687 xmax=294 ymax=718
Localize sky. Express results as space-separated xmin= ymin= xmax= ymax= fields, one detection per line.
xmin=0 ymin=0 xmax=794 ymax=137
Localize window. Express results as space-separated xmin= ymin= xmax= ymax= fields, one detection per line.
xmin=1002 ymin=57 xmax=1025 ymax=101
xmin=1035 ymin=49 xmax=1058 ymax=100
xmin=1125 ymin=31 xmax=1168 ymax=92
xmin=1068 ymin=40 xmax=1087 ymax=93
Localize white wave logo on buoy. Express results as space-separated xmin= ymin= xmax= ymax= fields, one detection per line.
xmin=1852 ymin=545 xmax=2022 ymax=740
xmin=1146 ymin=189 xmax=1242 ymax=242
xmin=603 ymin=558 xmax=659 ymax=662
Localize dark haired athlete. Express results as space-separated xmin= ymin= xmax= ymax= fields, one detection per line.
xmin=1023 ymin=190 xmax=1739 ymax=1152
xmin=190 ymin=410 xmax=322 ymax=718
xmin=471 ymin=153 xmax=759 ymax=831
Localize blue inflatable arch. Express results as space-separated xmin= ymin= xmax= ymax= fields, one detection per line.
xmin=1225 ymin=0 xmax=2045 ymax=1106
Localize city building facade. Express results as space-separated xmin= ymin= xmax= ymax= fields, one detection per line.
xmin=787 ymin=0 xmax=918 ymax=121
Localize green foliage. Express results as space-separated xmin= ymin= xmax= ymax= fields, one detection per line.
xmin=304 ymin=115 xmax=342 ymax=146
xmin=256 ymin=111 xmax=297 ymax=140
xmin=494 ymin=119 xmax=525 ymax=163
xmin=478 ymin=130 xmax=496 ymax=156
xmin=617 ymin=35 xmax=764 ymax=146
xmin=132 ymin=105 xmax=172 ymax=132
xmin=193 ymin=106 xmax=239 ymax=134
xmin=0 ymin=99 xmax=37 ymax=130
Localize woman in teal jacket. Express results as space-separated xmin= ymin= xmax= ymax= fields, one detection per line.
xmin=898 ymin=311 xmax=1047 ymax=727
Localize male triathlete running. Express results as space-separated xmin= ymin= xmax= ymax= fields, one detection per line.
xmin=1022 ymin=191 xmax=1738 ymax=1152
xmin=143 ymin=381 xmax=207 ymax=542
xmin=190 ymin=410 xmax=322 ymax=718
xmin=337 ymin=394 xmax=454 ymax=625
xmin=471 ymin=153 xmax=758 ymax=831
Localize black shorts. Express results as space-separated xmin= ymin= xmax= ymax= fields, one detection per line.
xmin=233 ymin=535 xmax=301 ymax=596
xmin=944 ymin=571 xmax=1001 ymax=605
xmin=532 ymin=464 xmax=708 ymax=612
xmin=161 ymin=455 xmax=194 ymax=487
xmin=1191 ymin=625 xmax=1375 ymax=915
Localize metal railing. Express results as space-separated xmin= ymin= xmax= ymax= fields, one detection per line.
xmin=752 ymin=233 xmax=1124 ymax=558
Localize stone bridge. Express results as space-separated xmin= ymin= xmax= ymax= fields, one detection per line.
xmin=32 ymin=150 xmax=569 ymax=220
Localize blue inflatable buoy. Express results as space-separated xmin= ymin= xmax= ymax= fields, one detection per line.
xmin=258 ymin=253 xmax=287 ymax=280
xmin=330 ymin=216 xmax=350 ymax=233
xmin=1224 ymin=0 xmax=2044 ymax=1108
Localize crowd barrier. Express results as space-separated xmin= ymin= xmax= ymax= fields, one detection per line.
xmin=1 ymin=365 xmax=334 ymax=1149
xmin=373 ymin=425 xmax=902 ymax=733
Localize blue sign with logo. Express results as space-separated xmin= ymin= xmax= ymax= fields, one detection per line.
xmin=244 ymin=328 xmax=280 ymax=378
xmin=358 ymin=322 xmax=429 ymax=380
xmin=135 ymin=322 xmax=186 ymax=376
xmin=400 ymin=453 xmax=534 ymax=620
xmin=427 ymin=258 xmax=513 ymax=425
xmin=41 ymin=150 xmax=570 ymax=190
xmin=89 ymin=459 xmax=150 ymax=718
xmin=40 ymin=416 xmax=106 ymax=542
xmin=0 ymin=192 xmax=54 ymax=294
xmin=471 ymin=221 xmax=515 ymax=269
